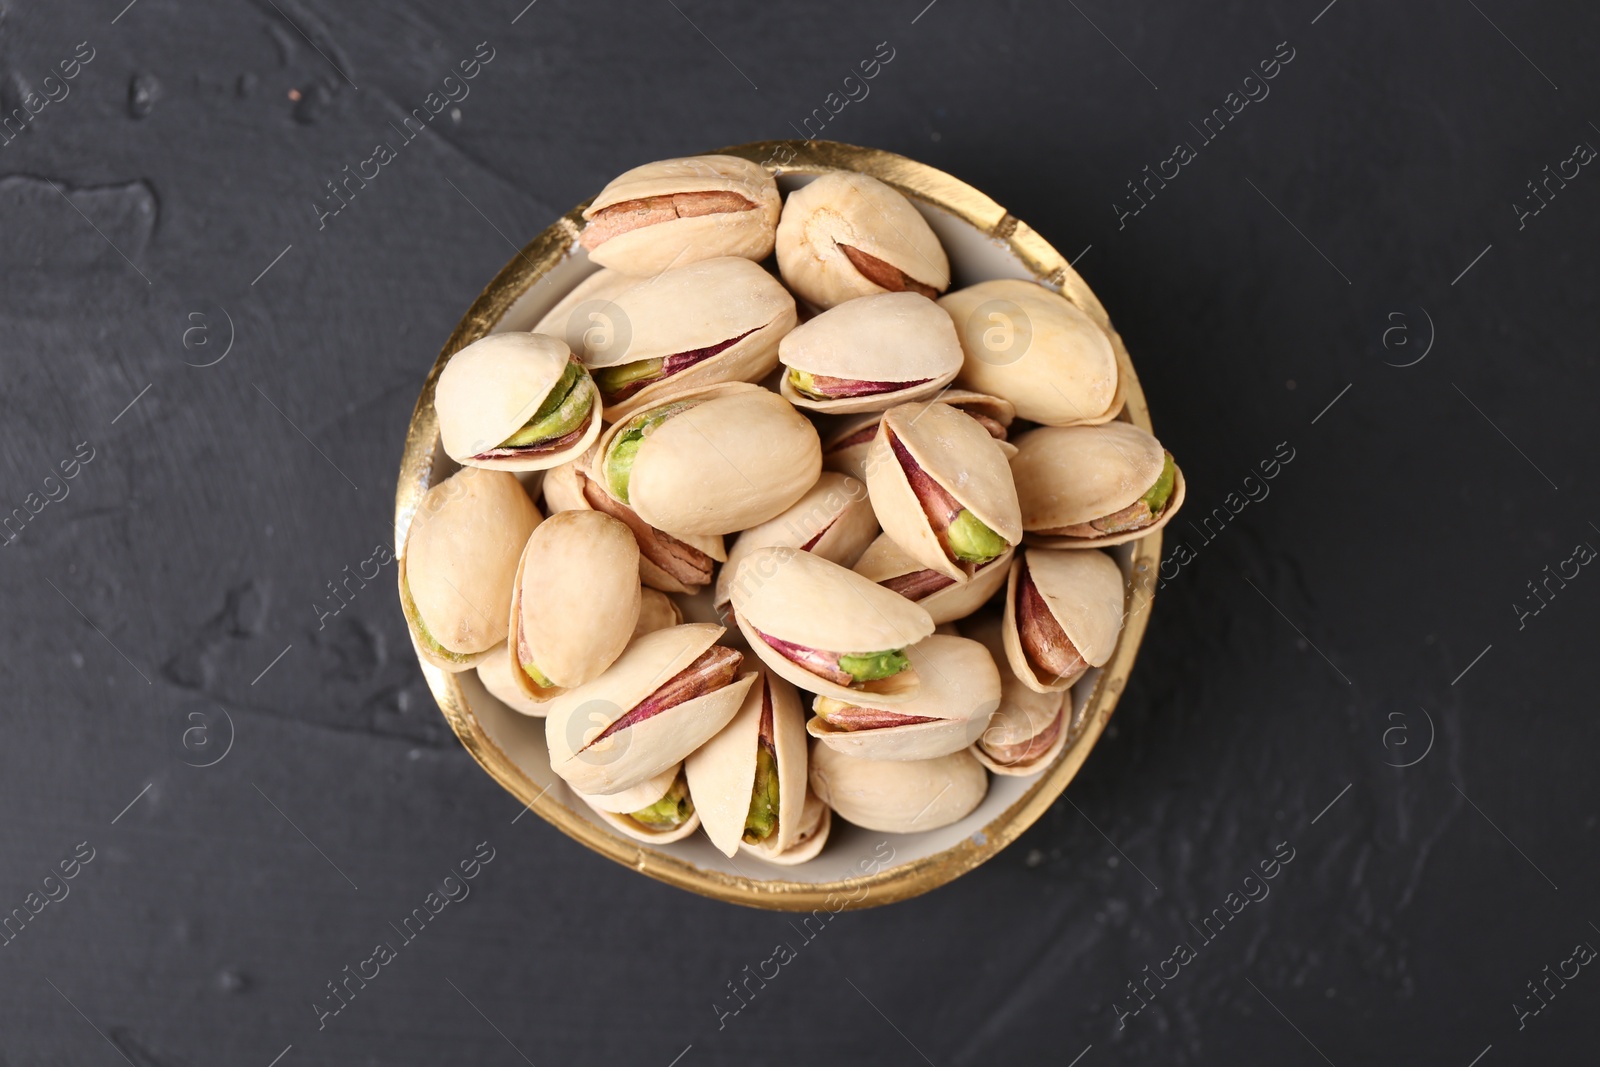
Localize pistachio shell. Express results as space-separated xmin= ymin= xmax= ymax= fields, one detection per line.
xmin=809 ymin=744 xmax=988 ymax=833
xmin=806 ymin=635 xmax=1000 ymax=761
xmin=939 ymin=279 xmax=1122 ymax=426
xmin=777 ymin=292 xmax=962 ymax=414
xmin=544 ymin=623 xmax=755 ymax=794
xmin=580 ymin=155 xmax=781 ymax=274
xmin=476 ymin=641 xmax=557 ymax=717
xmin=579 ymin=257 xmax=797 ymax=422
xmin=579 ymin=764 xmax=681 ymax=814
xmin=961 ymin=613 xmax=1072 ymax=775
xmin=583 ymin=799 xmax=703 ymax=844
xmin=401 ymin=468 xmax=541 ymax=672
xmin=713 ymin=472 xmax=879 ymax=612
xmin=729 ymin=546 xmax=935 ymax=705
xmin=1002 ymin=548 xmax=1126 ymax=694
xmin=508 ymin=511 xmax=641 ymax=699
xmin=775 ymin=172 xmax=950 ymax=309
xmin=822 ymin=389 xmax=1017 ymax=482
xmin=434 ymin=333 xmax=603 ymax=471
xmin=863 ymin=402 xmax=1023 ymax=583
xmin=852 ymin=533 xmax=1012 ymax=625
xmin=1011 ymin=423 xmax=1186 ymax=547
xmin=635 ymin=588 xmax=684 ymax=636
xmin=543 ymin=448 xmax=726 ymax=594
xmin=745 ymin=790 xmax=831 ymax=865
xmin=530 ymin=268 xmax=638 ymax=349
xmin=592 ymin=382 xmax=822 ymax=538
xmin=685 ymin=668 xmax=806 ymax=858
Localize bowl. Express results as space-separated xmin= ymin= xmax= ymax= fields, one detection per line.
xmin=394 ymin=140 xmax=1162 ymax=910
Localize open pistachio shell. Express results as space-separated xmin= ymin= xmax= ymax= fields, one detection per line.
xmin=531 ymin=268 xmax=638 ymax=350
xmin=939 ymin=279 xmax=1123 ymax=426
xmin=750 ymin=789 xmax=831 ymax=865
xmin=543 ymin=448 xmax=726 ymax=594
xmin=1002 ymin=548 xmax=1126 ymax=694
xmin=685 ymin=668 xmax=806 ymax=858
xmin=591 ymin=382 xmax=822 ymax=539
xmin=582 ymin=796 xmax=703 ymax=845
xmin=822 ymin=389 xmax=1018 ymax=482
xmin=576 ymin=765 xmax=703 ymax=844
xmin=713 ymin=472 xmax=879 ymax=615
xmin=578 ymin=257 xmax=797 ymax=422
xmin=730 ymin=546 xmax=935 ymax=706
xmin=507 ymin=511 xmax=641 ymax=701
xmin=775 ymin=172 xmax=950 ymax=310
xmin=863 ymin=402 xmax=1023 ymax=583
xmin=544 ymin=623 xmax=756 ymax=795
xmin=777 ymin=292 xmax=963 ymax=414
xmin=1011 ymin=423 xmax=1186 ymax=548
xmin=434 ymin=333 xmax=603 ymax=471
xmin=852 ymin=533 xmax=1012 ymax=625
xmin=806 ymin=634 xmax=1000 ymax=761
xmin=579 ymin=155 xmax=781 ymax=275
xmin=810 ymin=744 xmax=987 ymax=833
xmin=476 ymin=641 xmax=557 ymax=717
xmin=961 ymin=613 xmax=1073 ymax=776
xmin=400 ymin=468 xmax=541 ymax=672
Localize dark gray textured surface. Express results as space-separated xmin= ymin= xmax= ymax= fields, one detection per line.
xmin=2 ymin=1 xmax=1596 ymax=1063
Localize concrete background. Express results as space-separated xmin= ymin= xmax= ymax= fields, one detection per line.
xmin=1 ymin=1 xmax=1596 ymax=1063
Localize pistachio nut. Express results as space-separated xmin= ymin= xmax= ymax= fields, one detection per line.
xmin=591 ymin=381 xmax=822 ymax=539
xmin=635 ymin=587 xmax=684 ymax=637
xmin=579 ymin=155 xmax=781 ymax=274
xmin=962 ymin=613 xmax=1076 ymax=775
xmin=863 ymin=402 xmax=1023 ymax=583
xmin=434 ymin=333 xmax=603 ymax=471
xmin=400 ymin=467 xmax=541 ymax=672
xmin=729 ymin=546 xmax=934 ymax=705
xmin=476 ymin=641 xmax=556 ymax=717
xmin=777 ymin=292 xmax=963 ymax=413
xmin=685 ymin=668 xmax=810 ymax=859
xmin=775 ymin=171 xmax=950 ymax=310
xmin=576 ymin=256 xmax=797 ymax=422
xmin=756 ymin=789 xmax=832 ymax=866
xmin=807 ymin=634 xmax=1000 ymax=761
xmin=543 ymin=449 xmax=726 ymax=594
xmin=530 ymin=268 xmax=637 ymax=350
xmin=1010 ymin=423 xmax=1186 ymax=547
xmin=809 ymin=744 xmax=987 ymax=833
xmin=1002 ymin=547 xmax=1125 ymax=694
xmin=939 ymin=279 xmax=1124 ymax=426
xmin=821 ymin=389 xmax=1017 ymax=482
xmin=852 ymin=532 xmax=1011 ymax=625
xmin=545 ymin=623 xmax=756 ymax=795
xmin=507 ymin=510 xmax=641 ymax=701
xmin=713 ymin=471 xmax=879 ymax=619
xmin=577 ymin=764 xmax=702 ymax=844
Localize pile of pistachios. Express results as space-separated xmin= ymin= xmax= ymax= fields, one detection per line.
xmin=401 ymin=154 xmax=1186 ymax=866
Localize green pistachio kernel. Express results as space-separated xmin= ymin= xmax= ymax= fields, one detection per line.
xmin=837 ymin=649 xmax=910 ymax=682
xmin=1139 ymin=452 xmax=1177 ymax=516
xmin=605 ymin=402 xmax=692 ymax=503
xmin=788 ymin=367 xmax=826 ymax=400
xmin=742 ymin=745 xmax=780 ymax=844
xmin=501 ymin=362 xmax=591 ymax=447
xmin=593 ymin=358 xmax=665 ymax=399
xmin=520 ymin=658 xmax=554 ymax=689
xmin=946 ymin=509 xmax=1008 ymax=563
xmin=629 ymin=776 xmax=694 ymax=830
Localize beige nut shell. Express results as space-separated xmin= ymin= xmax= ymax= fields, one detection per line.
xmin=777 ymin=292 xmax=963 ymax=414
xmin=962 ymin=613 xmax=1071 ymax=776
xmin=1002 ymin=548 xmax=1126 ymax=694
xmin=401 ymin=467 xmax=541 ymax=672
xmin=635 ymin=588 xmax=683 ymax=636
xmin=940 ymin=279 xmax=1122 ymax=426
xmin=581 ymin=155 xmax=781 ymax=274
xmin=531 ymin=269 xmax=638 ymax=351
xmin=476 ymin=641 xmax=557 ymax=717
xmin=822 ymin=389 xmax=1018 ymax=482
xmin=1011 ymin=422 xmax=1186 ymax=547
xmin=864 ymin=402 xmax=1023 ymax=583
xmin=544 ymin=623 xmax=756 ymax=795
xmin=574 ymin=764 xmax=701 ymax=844
xmin=581 ymin=257 xmax=798 ymax=421
xmin=806 ymin=635 xmax=1000 ymax=761
xmin=775 ymin=172 xmax=950 ymax=310
xmin=852 ymin=533 xmax=1013 ymax=625
xmin=809 ymin=745 xmax=988 ymax=834
xmin=508 ymin=510 xmax=641 ymax=698
xmin=434 ymin=333 xmax=603 ymax=472
xmin=685 ymin=668 xmax=807 ymax=858
xmin=713 ymin=472 xmax=879 ymax=612
xmin=730 ymin=546 xmax=935 ymax=705
xmin=593 ymin=382 xmax=822 ymax=539
xmin=746 ymin=789 xmax=831 ymax=865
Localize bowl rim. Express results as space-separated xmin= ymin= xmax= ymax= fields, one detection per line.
xmin=393 ymin=139 xmax=1161 ymax=911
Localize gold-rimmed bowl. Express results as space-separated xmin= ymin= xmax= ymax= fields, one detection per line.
xmin=394 ymin=140 xmax=1161 ymax=910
